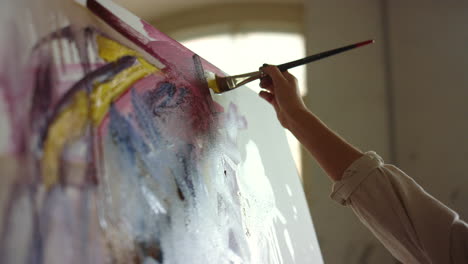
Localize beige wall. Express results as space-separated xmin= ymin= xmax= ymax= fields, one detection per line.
xmin=303 ymin=0 xmax=468 ymax=263
xmin=304 ymin=0 xmax=393 ymax=263
xmin=387 ymin=1 xmax=468 ymax=222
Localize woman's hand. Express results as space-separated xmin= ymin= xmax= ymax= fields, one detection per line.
xmin=258 ymin=65 xmax=307 ymax=129
xmin=258 ymin=65 xmax=362 ymax=181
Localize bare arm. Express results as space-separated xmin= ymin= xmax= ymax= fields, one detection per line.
xmin=258 ymin=65 xmax=362 ymax=181
xmin=258 ymin=66 xmax=468 ymax=263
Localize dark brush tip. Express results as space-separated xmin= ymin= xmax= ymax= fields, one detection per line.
xmin=356 ymin=39 xmax=375 ymax=47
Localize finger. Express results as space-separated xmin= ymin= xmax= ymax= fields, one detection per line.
xmin=259 ymin=90 xmax=275 ymax=104
xmin=261 ymin=65 xmax=288 ymax=85
xmin=259 ymin=76 xmax=273 ymax=90
xmin=260 ymin=91 xmax=281 ymax=115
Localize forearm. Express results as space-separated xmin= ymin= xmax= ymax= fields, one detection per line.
xmin=285 ymin=108 xmax=363 ymax=181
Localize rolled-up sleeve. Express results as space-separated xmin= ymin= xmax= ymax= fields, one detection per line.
xmin=331 ymin=151 xmax=468 ymax=264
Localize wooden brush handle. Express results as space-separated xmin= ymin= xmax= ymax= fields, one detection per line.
xmin=275 ymin=40 xmax=373 ymax=72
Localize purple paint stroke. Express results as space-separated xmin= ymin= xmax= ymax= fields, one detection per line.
xmin=38 ymin=55 xmax=137 ymax=151
xmin=30 ymin=54 xmax=55 ymax=143
xmin=32 ymin=26 xmax=75 ymax=52
xmin=96 ymin=53 xmax=224 ymax=145
xmin=83 ymin=0 xmax=229 ymax=146
xmin=31 ymin=26 xmax=96 ymax=77
xmin=85 ymin=0 xmax=225 ymax=94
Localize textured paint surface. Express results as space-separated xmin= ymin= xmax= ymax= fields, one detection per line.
xmin=0 ymin=0 xmax=322 ymax=263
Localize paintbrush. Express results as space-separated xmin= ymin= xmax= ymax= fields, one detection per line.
xmin=209 ymin=39 xmax=374 ymax=94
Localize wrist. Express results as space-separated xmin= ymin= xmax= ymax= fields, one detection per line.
xmin=282 ymin=106 xmax=311 ymax=130
xmin=284 ymin=104 xmax=309 ymax=119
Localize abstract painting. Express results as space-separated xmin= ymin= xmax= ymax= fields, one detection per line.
xmin=0 ymin=0 xmax=322 ymax=263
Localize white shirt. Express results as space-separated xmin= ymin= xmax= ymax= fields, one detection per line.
xmin=331 ymin=152 xmax=468 ymax=264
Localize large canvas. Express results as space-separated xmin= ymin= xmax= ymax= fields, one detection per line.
xmin=0 ymin=0 xmax=323 ymax=263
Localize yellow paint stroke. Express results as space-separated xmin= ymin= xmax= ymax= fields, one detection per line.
xmin=207 ymin=77 xmax=220 ymax=93
xmin=42 ymin=91 xmax=89 ymax=187
xmin=42 ymin=36 xmax=159 ymax=188
xmin=92 ymin=36 xmax=159 ymax=124
xmin=204 ymin=71 xmax=220 ymax=93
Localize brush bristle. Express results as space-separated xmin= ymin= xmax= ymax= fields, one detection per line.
xmin=205 ymin=71 xmax=220 ymax=93
xmin=205 ymin=71 xmax=229 ymax=93
xmin=206 ymin=77 xmax=219 ymax=93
